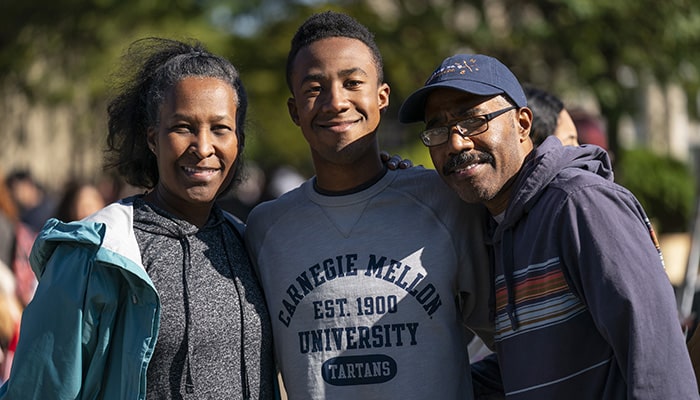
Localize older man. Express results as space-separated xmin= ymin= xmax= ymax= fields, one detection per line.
xmin=399 ymin=53 xmax=698 ymax=399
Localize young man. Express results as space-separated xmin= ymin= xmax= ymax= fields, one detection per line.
xmin=245 ymin=12 xmax=492 ymax=400
xmin=399 ymin=53 xmax=698 ymax=399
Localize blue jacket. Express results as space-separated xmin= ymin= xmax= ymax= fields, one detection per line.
xmin=0 ymin=201 xmax=160 ymax=399
xmin=488 ymin=137 xmax=698 ymax=399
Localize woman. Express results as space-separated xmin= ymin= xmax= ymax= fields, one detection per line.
xmin=0 ymin=38 xmax=274 ymax=399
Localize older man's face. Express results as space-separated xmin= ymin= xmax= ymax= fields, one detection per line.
xmin=424 ymin=89 xmax=533 ymax=215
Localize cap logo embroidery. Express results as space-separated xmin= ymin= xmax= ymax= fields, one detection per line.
xmin=426 ymin=58 xmax=479 ymax=84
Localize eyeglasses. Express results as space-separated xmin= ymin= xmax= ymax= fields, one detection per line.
xmin=419 ymin=106 xmax=517 ymax=147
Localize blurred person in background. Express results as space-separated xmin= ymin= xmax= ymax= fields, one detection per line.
xmin=0 ymin=37 xmax=275 ymax=399
xmin=570 ymin=109 xmax=613 ymax=164
xmin=5 ymin=169 xmax=56 ymax=233
xmin=570 ymin=108 xmax=609 ymax=149
xmin=0 ymin=170 xmax=37 ymax=307
xmin=264 ymin=165 xmax=305 ymax=200
xmin=0 ymin=170 xmax=25 ymax=379
xmin=0 ymin=262 xmax=21 ymax=384
xmin=0 ymin=171 xmax=17 ymax=269
xmin=216 ymin=162 xmax=267 ymax=222
xmin=54 ymin=179 xmax=106 ymax=222
xmin=96 ymin=173 xmax=130 ymax=205
xmin=524 ymin=86 xmax=578 ymax=147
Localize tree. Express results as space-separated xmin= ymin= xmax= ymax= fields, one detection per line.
xmin=0 ymin=0 xmax=233 ymax=186
xmin=2 ymin=0 xmax=699 ymax=190
xmin=213 ymin=0 xmax=700 ymax=172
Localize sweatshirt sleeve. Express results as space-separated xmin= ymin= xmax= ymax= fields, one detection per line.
xmin=558 ymin=183 xmax=698 ymax=398
xmin=457 ymin=204 xmax=494 ymax=349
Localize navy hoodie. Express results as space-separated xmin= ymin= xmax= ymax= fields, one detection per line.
xmin=487 ymin=136 xmax=698 ymax=399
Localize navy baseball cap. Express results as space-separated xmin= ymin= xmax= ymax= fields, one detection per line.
xmin=398 ymin=54 xmax=527 ymax=123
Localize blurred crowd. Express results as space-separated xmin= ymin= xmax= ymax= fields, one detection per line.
xmin=0 ymin=168 xmax=113 ymax=382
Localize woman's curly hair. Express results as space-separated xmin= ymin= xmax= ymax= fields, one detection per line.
xmin=105 ymin=37 xmax=247 ymax=189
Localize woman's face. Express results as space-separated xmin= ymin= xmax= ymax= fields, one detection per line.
xmin=147 ymin=76 xmax=239 ymax=219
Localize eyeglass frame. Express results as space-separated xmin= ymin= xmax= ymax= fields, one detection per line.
xmin=419 ymin=105 xmax=517 ymax=147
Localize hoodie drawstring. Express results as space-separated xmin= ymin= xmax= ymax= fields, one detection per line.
xmin=502 ymin=229 xmax=520 ymax=330
xmin=174 ymin=217 xmax=250 ymax=398
xmin=180 ymin=237 xmax=196 ymax=394
xmin=223 ymin=225 xmax=251 ymax=400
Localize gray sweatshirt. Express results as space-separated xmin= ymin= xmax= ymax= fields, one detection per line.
xmin=132 ymin=197 xmax=274 ymax=399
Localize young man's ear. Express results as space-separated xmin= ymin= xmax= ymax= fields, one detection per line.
xmin=287 ymin=97 xmax=300 ymax=126
xmin=378 ymin=82 xmax=390 ymax=114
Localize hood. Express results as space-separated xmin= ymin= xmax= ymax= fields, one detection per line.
xmin=30 ymin=198 xmax=145 ymax=279
xmin=29 ymin=219 xmax=106 ymax=279
xmin=500 ymin=136 xmax=612 ymax=233
xmin=133 ymin=201 xmax=220 ymax=239
xmin=493 ymin=136 xmax=612 ymax=330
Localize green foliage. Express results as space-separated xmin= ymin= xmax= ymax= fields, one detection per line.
xmin=616 ymin=148 xmax=697 ymax=233
xmin=223 ymin=4 xmax=323 ymax=176
xmin=0 ymin=0 xmax=235 ymax=149
xmin=2 ymin=0 xmax=700 ymax=183
xmin=0 ymin=0 xmax=227 ymax=100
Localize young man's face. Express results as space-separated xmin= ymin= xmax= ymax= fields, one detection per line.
xmin=287 ymin=37 xmax=389 ymax=169
xmin=424 ymin=90 xmax=533 ymax=215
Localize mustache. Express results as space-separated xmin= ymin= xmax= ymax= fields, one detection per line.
xmin=442 ymin=151 xmax=493 ymax=175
